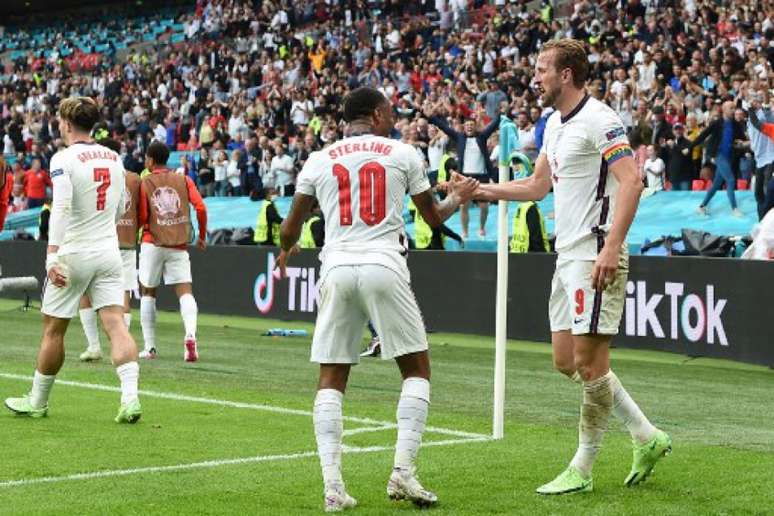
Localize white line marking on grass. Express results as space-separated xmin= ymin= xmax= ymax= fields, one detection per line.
xmin=0 ymin=437 xmax=489 ymax=489
xmin=342 ymin=424 xmax=395 ymax=436
xmin=0 ymin=373 xmax=489 ymax=440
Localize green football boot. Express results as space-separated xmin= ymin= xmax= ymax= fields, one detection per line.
xmin=625 ymin=429 xmax=672 ymax=486
xmin=5 ymin=394 xmax=48 ymax=418
xmin=115 ymin=400 xmax=142 ymax=424
xmin=536 ymin=466 xmax=593 ymax=495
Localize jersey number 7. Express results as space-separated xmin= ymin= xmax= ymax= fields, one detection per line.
xmin=93 ymin=168 xmax=111 ymax=211
xmin=332 ymin=162 xmax=386 ymax=226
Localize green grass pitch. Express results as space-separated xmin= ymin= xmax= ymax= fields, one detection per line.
xmin=0 ymin=297 xmax=773 ymax=515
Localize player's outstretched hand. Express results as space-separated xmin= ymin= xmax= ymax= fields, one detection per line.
xmin=196 ymin=238 xmax=207 ymax=251
xmin=591 ymin=244 xmax=619 ymax=291
xmin=47 ymin=264 xmax=68 ymax=288
xmin=449 ymin=172 xmax=478 ymax=203
xmin=275 ymin=245 xmax=300 ymax=279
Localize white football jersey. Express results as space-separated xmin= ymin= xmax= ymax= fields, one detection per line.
xmin=296 ymin=135 xmax=430 ymax=280
xmin=49 ymin=142 xmax=126 ymax=255
xmin=542 ymin=95 xmax=634 ymax=260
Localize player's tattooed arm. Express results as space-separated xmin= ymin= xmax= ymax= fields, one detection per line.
xmin=469 ymin=153 xmax=551 ymax=202
xmin=411 ymin=174 xmax=478 ymax=227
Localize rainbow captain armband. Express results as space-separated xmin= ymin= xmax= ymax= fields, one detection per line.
xmin=603 ymin=143 xmax=634 ymax=164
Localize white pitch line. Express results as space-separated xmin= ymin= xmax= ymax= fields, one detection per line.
xmin=0 ymin=437 xmax=489 ymax=489
xmin=0 ymin=373 xmax=489 ymax=440
xmin=342 ymin=424 xmax=395 ymax=437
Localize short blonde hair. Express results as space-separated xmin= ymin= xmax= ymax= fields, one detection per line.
xmin=58 ymin=97 xmax=100 ymax=132
xmin=541 ymin=39 xmax=589 ymax=89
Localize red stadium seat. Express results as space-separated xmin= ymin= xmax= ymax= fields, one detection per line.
xmin=664 ymin=180 xmax=672 ymax=191
xmin=692 ymin=179 xmax=707 ymax=191
xmin=737 ymin=179 xmax=750 ymax=190
xmin=177 ymin=143 xmax=190 ymax=151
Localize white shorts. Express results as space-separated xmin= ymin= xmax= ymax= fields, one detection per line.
xmin=138 ymin=242 xmax=192 ymax=288
xmin=121 ymin=249 xmax=138 ymax=292
xmin=311 ymin=264 xmax=428 ymax=364
xmin=548 ymin=255 xmax=628 ymax=336
xmin=42 ymin=250 xmax=124 ymax=319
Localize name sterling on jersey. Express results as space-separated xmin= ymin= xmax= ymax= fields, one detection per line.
xmin=328 ymin=140 xmax=393 ymax=160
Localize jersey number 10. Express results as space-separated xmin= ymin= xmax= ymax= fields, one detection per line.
xmin=332 ymin=162 xmax=386 ymax=226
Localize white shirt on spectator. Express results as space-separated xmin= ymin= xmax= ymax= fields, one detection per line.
xmin=462 ymin=138 xmax=486 ymax=176
xmin=518 ymin=126 xmax=538 ymax=161
xmin=291 ymin=100 xmax=313 ymax=125
xmin=643 ymin=157 xmax=665 ymax=190
xmin=153 ymin=123 xmax=166 ymax=143
xmin=271 ymin=153 xmax=295 ymax=187
xmin=228 ymin=115 xmax=245 ymax=139
xmin=214 ymin=160 xmax=227 ymax=182
xmin=226 ymin=159 xmax=241 ymax=187
xmin=428 ymin=137 xmax=447 ymax=171
xmin=638 ymin=62 xmax=656 ymax=92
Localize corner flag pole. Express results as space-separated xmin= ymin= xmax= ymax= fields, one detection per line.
xmin=493 ymin=116 xmax=520 ymax=440
xmin=493 ymin=160 xmax=509 ymax=440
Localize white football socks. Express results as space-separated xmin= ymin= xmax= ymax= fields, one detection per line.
xmin=140 ymin=296 xmax=156 ymax=351
xmin=394 ymin=377 xmax=430 ymax=471
xmin=313 ymin=389 xmax=344 ymax=492
xmin=79 ymin=307 xmax=101 ymax=352
xmin=570 ymin=372 xmax=613 ymax=477
xmin=116 ymin=362 xmax=140 ymax=405
xmin=30 ymin=370 xmax=55 ymax=409
xmin=609 ymin=370 xmax=658 ymax=444
xmin=124 ymin=312 xmax=132 ymax=330
xmin=179 ymin=293 xmax=198 ymax=339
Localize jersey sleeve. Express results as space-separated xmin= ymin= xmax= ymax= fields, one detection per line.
xmin=592 ymin=109 xmax=634 ymax=165
xmin=296 ymin=151 xmax=321 ymax=197
xmin=48 ymin=152 xmax=73 ymax=247
xmin=403 ymin=144 xmax=431 ymax=196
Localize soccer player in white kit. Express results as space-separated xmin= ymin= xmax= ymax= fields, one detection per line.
xmin=4 ymin=97 xmax=142 ymax=423
xmin=468 ymin=39 xmax=671 ymax=494
xmin=276 ymin=87 xmax=477 ymax=512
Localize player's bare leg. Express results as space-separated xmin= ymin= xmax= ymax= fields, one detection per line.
xmin=460 ymin=201 xmax=470 ymax=239
xmin=478 ymin=200 xmax=489 ymax=238
xmin=551 ymin=330 xmax=580 ymax=381
xmin=99 ymin=305 xmax=142 ymax=423
xmin=315 ymin=364 xmax=356 ymax=512
xmin=5 ymin=315 xmax=69 ymax=417
xmin=78 ymin=295 xmax=102 ymax=361
xmin=388 ymin=351 xmax=437 ymax=507
xmin=139 ymin=285 xmax=157 ymax=359
xmin=174 ymin=282 xmax=199 ymax=362
xmin=123 ymin=291 xmax=132 ymax=330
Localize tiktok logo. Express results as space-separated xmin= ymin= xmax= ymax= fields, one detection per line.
xmin=254 ymin=252 xmax=280 ymax=314
xmin=253 ymin=252 xmax=321 ymax=314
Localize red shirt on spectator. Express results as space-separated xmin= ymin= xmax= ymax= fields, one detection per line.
xmin=0 ymin=172 xmax=13 ymax=231
xmin=410 ymin=70 xmax=423 ymax=93
xmin=23 ymin=168 xmax=51 ymax=200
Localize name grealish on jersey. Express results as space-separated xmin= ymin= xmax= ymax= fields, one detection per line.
xmin=48 ymin=142 xmax=126 ymax=256
xmin=542 ymin=95 xmax=634 ymax=261
xmin=296 ymin=135 xmax=431 ymax=282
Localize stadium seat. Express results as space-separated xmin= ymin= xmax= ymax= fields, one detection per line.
xmin=692 ymin=179 xmax=707 ymax=191
xmin=737 ymin=179 xmax=750 ymax=190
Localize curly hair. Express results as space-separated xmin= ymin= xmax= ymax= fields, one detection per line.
xmin=58 ymin=97 xmax=100 ymax=132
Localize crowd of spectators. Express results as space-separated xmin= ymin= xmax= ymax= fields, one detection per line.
xmin=2 ymin=0 xmax=774 ymax=220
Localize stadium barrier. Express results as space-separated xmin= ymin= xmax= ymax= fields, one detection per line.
xmin=1 ymin=241 xmax=772 ymax=367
